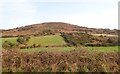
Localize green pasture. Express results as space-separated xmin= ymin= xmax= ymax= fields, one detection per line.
xmin=84 ymin=46 xmax=119 ymax=52
xmin=1 ymin=35 xmax=119 ymax=53
xmin=1 ymin=34 xmax=66 ymax=45
xmin=28 ymin=35 xmax=66 ymax=45
xmin=21 ymin=46 xmax=119 ymax=53
xmin=1 ymin=37 xmax=18 ymax=44
xmin=21 ymin=47 xmax=75 ymax=52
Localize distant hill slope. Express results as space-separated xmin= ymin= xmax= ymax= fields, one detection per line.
xmin=1 ymin=22 xmax=118 ymax=37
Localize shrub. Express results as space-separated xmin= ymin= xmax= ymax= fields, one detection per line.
xmin=23 ymin=35 xmax=30 ymax=42
xmin=2 ymin=40 xmax=15 ymax=49
xmin=17 ymin=35 xmax=30 ymax=44
xmin=17 ymin=37 xmax=24 ymax=44
xmin=99 ymin=35 xmax=104 ymax=37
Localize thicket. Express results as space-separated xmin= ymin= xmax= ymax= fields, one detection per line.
xmin=61 ymin=32 xmax=94 ymax=46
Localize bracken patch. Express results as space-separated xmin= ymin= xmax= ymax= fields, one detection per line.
xmin=2 ymin=49 xmax=120 ymax=72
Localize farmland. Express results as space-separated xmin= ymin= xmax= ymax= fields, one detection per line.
xmin=28 ymin=34 xmax=66 ymax=46
xmin=84 ymin=46 xmax=119 ymax=52
xmin=1 ymin=34 xmax=66 ymax=46
xmin=21 ymin=47 xmax=75 ymax=52
xmin=2 ymin=37 xmax=18 ymax=44
xmin=1 ymin=34 xmax=119 ymax=53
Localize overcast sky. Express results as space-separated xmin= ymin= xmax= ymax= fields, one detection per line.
xmin=0 ymin=0 xmax=119 ymax=29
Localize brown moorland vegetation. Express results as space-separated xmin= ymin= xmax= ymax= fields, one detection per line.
xmin=2 ymin=49 xmax=120 ymax=72
xmin=1 ymin=22 xmax=118 ymax=37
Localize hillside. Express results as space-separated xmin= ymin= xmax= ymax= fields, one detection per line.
xmin=1 ymin=22 xmax=120 ymax=72
xmin=1 ymin=22 xmax=118 ymax=37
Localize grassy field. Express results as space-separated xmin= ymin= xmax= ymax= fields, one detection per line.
xmin=21 ymin=47 xmax=75 ymax=52
xmin=84 ymin=46 xmax=119 ymax=52
xmin=20 ymin=46 xmax=119 ymax=53
xmin=28 ymin=35 xmax=66 ymax=45
xmin=2 ymin=37 xmax=18 ymax=44
xmin=1 ymin=34 xmax=119 ymax=53
xmin=1 ymin=34 xmax=66 ymax=46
